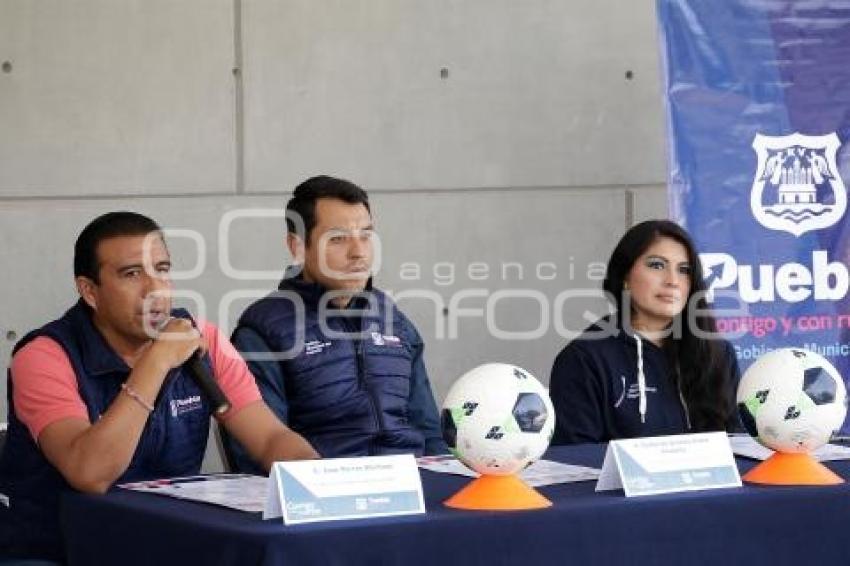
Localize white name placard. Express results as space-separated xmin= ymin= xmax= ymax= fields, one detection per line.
xmin=595 ymin=431 xmax=742 ymax=497
xmin=264 ymin=454 xmax=425 ymax=524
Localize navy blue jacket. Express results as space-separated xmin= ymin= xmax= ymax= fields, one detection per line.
xmin=0 ymin=301 xmax=212 ymax=562
xmin=226 ymin=273 xmax=446 ymax=473
xmin=549 ymin=319 xmax=740 ymax=444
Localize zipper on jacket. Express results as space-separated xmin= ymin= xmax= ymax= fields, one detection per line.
xmin=354 ymin=326 xmax=384 ymax=456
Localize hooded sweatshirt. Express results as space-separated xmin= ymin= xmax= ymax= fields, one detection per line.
xmin=549 ymin=318 xmax=739 ymax=444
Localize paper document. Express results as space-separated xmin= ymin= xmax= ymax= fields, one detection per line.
xmin=416 ymin=455 xmax=600 ymax=486
xmin=728 ymin=434 xmax=850 ymax=462
xmin=119 ymin=473 xmax=267 ymax=513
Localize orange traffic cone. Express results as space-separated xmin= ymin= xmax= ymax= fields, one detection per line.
xmin=444 ymin=474 xmax=552 ymax=510
xmin=743 ymin=451 xmax=843 ymax=485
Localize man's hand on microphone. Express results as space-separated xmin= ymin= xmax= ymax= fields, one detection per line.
xmin=38 ymin=318 xmax=207 ymax=494
xmin=147 ymin=317 xmax=204 ymax=371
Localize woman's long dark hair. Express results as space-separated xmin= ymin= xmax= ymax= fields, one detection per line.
xmin=602 ymin=220 xmax=735 ymax=432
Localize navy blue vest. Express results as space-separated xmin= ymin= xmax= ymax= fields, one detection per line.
xmin=0 ymin=301 xmax=212 ymax=561
xmin=236 ymin=277 xmax=425 ymax=458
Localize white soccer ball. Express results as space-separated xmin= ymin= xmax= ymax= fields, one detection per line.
xmin=441 ymin=363 xmax=555 ymax=475
xmin=737 ymin=348 xmax=848 ymax=453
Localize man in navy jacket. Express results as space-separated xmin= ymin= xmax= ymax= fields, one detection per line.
xmin=0 ymin=212 xmax=318 ymax=563
xmin=226 ymin=176 xmax=446 ymax=472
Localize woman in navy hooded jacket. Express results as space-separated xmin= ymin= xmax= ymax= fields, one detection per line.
xmin=550 ymin=220 xmax=740 ymax=444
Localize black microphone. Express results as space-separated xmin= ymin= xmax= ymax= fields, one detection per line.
xmin=184 ymin=349 xmax=231 ymax=416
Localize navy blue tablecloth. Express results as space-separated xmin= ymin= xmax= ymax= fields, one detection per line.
xmin=60 ymin=445 xmax=850 ymax=565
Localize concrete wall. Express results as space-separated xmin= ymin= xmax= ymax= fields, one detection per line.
xmin=0 ymin=0 xmax=669 ymax=469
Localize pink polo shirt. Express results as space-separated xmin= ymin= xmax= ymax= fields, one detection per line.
xmin=10 ymin=321 xmax=261 ymax=442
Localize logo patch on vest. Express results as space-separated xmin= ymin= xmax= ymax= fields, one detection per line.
xmin=170 ymin=395 xmax=203 ymax=418
xmin=371 ymin=332 xmax=401 ymax=346
xmin=305 ymin=340 xmax=332 ymax=355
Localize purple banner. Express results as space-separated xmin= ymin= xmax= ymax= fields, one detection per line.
xmin=657 ymin=0 xmax=850 ymax=430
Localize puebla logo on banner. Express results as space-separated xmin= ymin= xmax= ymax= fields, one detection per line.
xmin=750 ymin=132 xmax=847 ymax=237
xmin=701 ymin=132 xmax=849 ymax=306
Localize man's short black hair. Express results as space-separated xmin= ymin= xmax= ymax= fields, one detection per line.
xmin=74 ymin=211 xmax=162 ymax=283
xmin=286 ymin=175 xmax=370 ymax=243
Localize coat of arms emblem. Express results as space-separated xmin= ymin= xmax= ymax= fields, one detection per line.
xmin=751 ymin=132 xmax=846 ymax=237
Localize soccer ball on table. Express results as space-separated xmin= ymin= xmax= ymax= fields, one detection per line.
xmin=737 ymin=348 xmax=848 ymax=454
xmin=441 ymin=363 xmax=555 ymax=476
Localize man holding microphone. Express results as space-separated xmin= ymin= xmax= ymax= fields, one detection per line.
xmin=0 ymin=212 xmax=318 ymax=564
